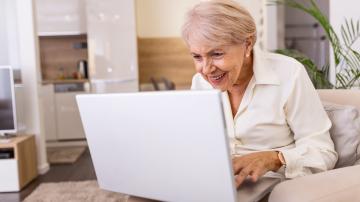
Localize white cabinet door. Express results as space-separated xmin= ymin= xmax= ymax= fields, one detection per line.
xmin=55 ymin=92 xmax=85 ymax=140
xmin=35 ymin=0 xmax=86 ymax=36
xmin=39 ymin=84 xmax=57 ymax=141
xmin=86 ymin=0 xmax=138 ymax=92
xmin=0 ymin=159 xmax=19 ymax=192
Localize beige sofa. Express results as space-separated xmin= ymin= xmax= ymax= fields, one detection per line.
xmin=269 ymin=90 xmax=360 ymax=202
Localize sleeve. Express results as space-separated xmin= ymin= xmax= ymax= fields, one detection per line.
xmin=281 ymin=65 xmax=338 ymax=179
xmin=190 ymin=73 xmax=213 ymax=90
xmin=190 ymin=74 xmax=198 ymax=90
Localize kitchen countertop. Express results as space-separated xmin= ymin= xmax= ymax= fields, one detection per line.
xmin=42 ymin=79 xmax=89 ymax=85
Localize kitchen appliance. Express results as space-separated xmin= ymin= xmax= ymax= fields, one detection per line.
xmin=77 ymin=60 xmax=88 ymax=79
xmin=86 ymin=0 xmax=139 ymax=93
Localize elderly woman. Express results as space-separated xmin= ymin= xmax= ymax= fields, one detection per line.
xmin=182 ymin=0 xmax=337 ymax=188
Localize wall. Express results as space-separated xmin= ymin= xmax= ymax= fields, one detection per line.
xmin=330 ymin=0 xmax=360 ymax=47
xmin=135 ymin=0 xmax=199 ymax=88
xmin=330 ymin=0 xmax=360 ymax=85
xmin=266 ymin=4 xmax=285 ymax=50
xmin=16 ymin=0 xmax=49 ymax=174
xmin=0 ymin=1 xmax=9 ymax=65
xmin=138 ymin=38 xmax=196 ymax=89
xmin=135 ymin=0 xmax=199 ymax=38
xmin=0 ymin=0 xmax=20 ymax=70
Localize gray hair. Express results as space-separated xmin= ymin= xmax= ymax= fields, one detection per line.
xmin=181 ymin=0 xmax=257 ymax=47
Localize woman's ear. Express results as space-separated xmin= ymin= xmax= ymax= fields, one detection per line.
xmin=245 ymin=36 xmax=255 ymax=57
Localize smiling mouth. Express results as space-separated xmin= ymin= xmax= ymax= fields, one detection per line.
xmin=211 ymin=73 xmax=226 ymax=81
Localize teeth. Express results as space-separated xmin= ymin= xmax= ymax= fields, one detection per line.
xmin=214 ymin=73 xmax=225 ymax=80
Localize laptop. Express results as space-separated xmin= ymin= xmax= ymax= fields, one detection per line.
xmin=76 ymin=90 xmax=280 ymax=202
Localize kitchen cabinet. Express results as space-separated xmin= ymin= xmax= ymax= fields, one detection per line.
xmin=39 ymin=84 xmax=86 ymax=141
xmin=39 ymin=84 xmax=57 ymax=141
xmin=55 ymin=91 xmax=86 ymax=140
xmin=36 ymin=0 xmax=140 ymax=142
xmin=36 ymin=0 xmax=139 ymax=92
xmin=35 ymin=0 xmax=86 ymax=36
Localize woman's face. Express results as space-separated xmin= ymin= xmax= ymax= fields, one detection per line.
xmin=189 ymin=42 xmax=248 ymax=91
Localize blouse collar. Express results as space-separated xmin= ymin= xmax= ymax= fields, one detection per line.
xmin=252 ymin=48 xmax=280 ymax=85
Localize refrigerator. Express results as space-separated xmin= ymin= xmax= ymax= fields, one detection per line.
xmin=86 ymin=0 xmax=139 ymax=93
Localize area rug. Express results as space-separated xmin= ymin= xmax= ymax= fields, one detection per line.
xmin=23 ymin=180 xmax=130 ymax=202
xmin=47 ymin=146 xmax=86 ymax=164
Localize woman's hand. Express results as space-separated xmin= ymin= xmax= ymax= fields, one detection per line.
xmin=232 ymin=151 xmax=282 ymax=188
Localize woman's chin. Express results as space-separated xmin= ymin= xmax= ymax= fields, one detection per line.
xmin=211 ymin=83 xmax=228 ymax=92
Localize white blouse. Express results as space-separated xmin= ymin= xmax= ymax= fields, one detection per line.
xmin=191 ymin=48 xmax=338 ymax=179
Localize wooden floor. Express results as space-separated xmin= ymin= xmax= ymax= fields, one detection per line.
xmin=0 ymin=148 xmax=96 ymax=202
xmin=0 ymin=148 xmax=271 ymax=202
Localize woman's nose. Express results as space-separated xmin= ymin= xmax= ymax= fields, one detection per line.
xmin=201 ymin=58 xmax=213 ymax=74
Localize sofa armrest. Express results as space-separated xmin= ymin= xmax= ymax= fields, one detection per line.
xmin=269 ymin=165 xmax=360 ymax=202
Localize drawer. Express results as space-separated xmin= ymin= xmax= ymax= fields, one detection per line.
xmin=55 ymin=92 xmax=86 ymax=140
xmin=0 ymin=159 xmax=20 ymax=192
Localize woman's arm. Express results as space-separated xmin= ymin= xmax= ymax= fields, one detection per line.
xmin=232 ymin=64 xmax=338 ymax=187
xmin=281 ymin=65 xmax=338 ymax=178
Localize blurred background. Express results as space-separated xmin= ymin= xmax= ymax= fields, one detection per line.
xmin=0 ymin=0 xmax=359 ymax=191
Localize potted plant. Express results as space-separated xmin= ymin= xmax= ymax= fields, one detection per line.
xmin=270 ymin=0 xmax=360 ymax=89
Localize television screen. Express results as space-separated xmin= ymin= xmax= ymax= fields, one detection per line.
xmin=0 ymin=68 xmax=15 ymax=131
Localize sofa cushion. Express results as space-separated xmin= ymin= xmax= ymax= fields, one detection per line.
xmin=269 ymin=165 xmax=360 ymax=202
xmin=323 ymin=102 xmax=360 ymax=168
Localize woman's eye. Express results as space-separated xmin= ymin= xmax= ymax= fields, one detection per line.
xmin=192 ymin=55 xmax=202 ymax=61
xmin=212 ymin=52 xmax=224 ymax=58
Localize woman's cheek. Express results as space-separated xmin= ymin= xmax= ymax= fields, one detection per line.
xmin=195 ymin=63 xmax=202 ymax=73
xmin=213 ymin=60 xmax=228 ymax=72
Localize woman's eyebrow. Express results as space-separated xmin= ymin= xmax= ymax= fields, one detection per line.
xmin=209 ymin=49 xmax=225 ymax=53
xmin=191 ymin=48 xmax=225 ymax=55
xmin=190 ymin=52 xmax=202 ymax=57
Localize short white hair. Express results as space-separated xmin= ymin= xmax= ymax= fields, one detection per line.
xmin=182 ymin=0 xmax=257 ymax=47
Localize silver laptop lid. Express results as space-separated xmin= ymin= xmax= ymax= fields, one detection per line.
xmin=77 ymin=90 xmax=237 ymax=202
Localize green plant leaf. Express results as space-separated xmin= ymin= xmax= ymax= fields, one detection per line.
xmin=272 ymin=0 xmax=342 ymax=65
xmin=275 ymin=49 xmax=333 ymax=89
xmin=270 ymin=0 xmax=360 ymax=89
xmin=341 ymin=18 xmax=360 ymax=48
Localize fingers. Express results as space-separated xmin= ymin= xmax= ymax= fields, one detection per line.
xmin=235 ymin=166 xmax=252 ymax=188
xmin=234 ymin=163 xmax=268 ymax=188
xmin=232 ymin=152 xmax=276 ymax=188
xmin=232 ymin=157 xmax=249 ymax=188
xmin=232 ymin=158 xmax=245 ymax=175
xmin=249 ymin=168 xmax=263 ymax=182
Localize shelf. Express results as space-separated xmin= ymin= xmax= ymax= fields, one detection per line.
xmin=38 ymin=32 xmax=87 ymax=37
xmin=0 ymin=135 xmax=30 ymax=148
